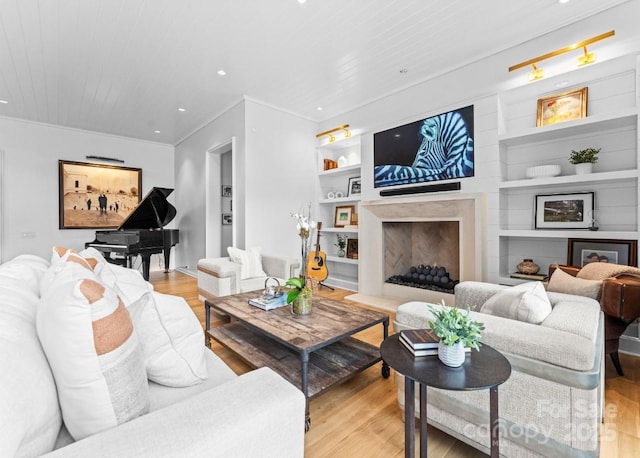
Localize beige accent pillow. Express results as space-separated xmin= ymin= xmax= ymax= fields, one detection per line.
xmin=547 ymin=268 xmax=602 ymax=300
xmin=36 ymin=268 xmax=149 ymax=440
xmin=227 ymin=247 xmax=267 ymax=279
xmin=480 ymin=281 xmax=552 ymax=324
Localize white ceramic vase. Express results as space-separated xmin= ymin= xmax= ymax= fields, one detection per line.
xmin=574 ymin=163 xmax=593 ymax=175
xmin=438 ymin=341 xmax=466 ymax=367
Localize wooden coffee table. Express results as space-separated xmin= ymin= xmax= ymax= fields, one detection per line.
xmin=205 ymin=292 xmax=390 ymax=430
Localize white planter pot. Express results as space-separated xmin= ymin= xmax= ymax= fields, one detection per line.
xmin=438 ymin=341 xmax=466 ymax=367
xmin=574 ymin=163 xmax=593 ymax=175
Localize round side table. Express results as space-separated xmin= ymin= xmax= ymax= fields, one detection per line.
xmin=381 ymin=333 xmax=511 ymax=458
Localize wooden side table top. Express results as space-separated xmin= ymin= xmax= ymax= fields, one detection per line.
xmin=206 ymin=291 xmax=389 ymax=352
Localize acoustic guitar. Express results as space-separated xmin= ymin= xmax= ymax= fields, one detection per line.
xmin=307 ymin=222 xmax=328 ymax=282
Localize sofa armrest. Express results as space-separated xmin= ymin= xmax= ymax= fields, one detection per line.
xmin=45 ymin=367 xmax=305 ymax=458
xmin=262 ymin=254 xmax=300 ymax=280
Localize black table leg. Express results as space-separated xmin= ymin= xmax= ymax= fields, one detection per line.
xmin=204 ymin=300 xmax=211 ymax=348
xmin=405 ymin=377 xmax=415 ymax=458
xmin=420 ymin=383 xmax=427 ymax=458
xmin=301 ymin=351 xmax=311 ymax=431
xmin=490 ymin=385 xmax=499 ymax=458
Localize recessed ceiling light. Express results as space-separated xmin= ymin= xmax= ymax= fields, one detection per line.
xmin=558 ymin=0 xmax=570 ymax=3
xmin=154 ymin=130 xmax=161 ymax=134
xmin=217 ymin=70 xmax=226 ymax=76
xmin=298 ymin=0 xmax=307 ymax=3
xmin=317 ymin=106 xmax=323 ymax=111
xmin=0 ymin=100 xmax=8 ymax=104
xmin=178 ymin=107 xmax=186 ymax=112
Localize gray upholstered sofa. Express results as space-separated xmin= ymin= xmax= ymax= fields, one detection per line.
xmin=1 ymin=252 xmax=305 ymax=458
xmin=393 ymin=281 xmax=604 ymax=458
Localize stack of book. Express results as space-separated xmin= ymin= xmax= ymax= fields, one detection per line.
xmin=399 ymin=329 xmax=439 ymax=357
xmin=248 ymin=293 xmax=288 ymax=311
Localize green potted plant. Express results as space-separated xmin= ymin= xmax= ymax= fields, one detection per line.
xmin=285 ymin=276 xmax=313 ymax=315
xmin=569 ymin=147 xmax=600 ymax=175
xmin=427 ymin=301 xmax=484 ymax=367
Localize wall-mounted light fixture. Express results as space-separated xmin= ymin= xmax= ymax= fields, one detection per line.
xmin=86 ymin=155 xmax=124 ymax=163
xmin=509 ymin=30 xmax=615 ymax=81
xmin=316 ymin=124 xmax=350 ymax=142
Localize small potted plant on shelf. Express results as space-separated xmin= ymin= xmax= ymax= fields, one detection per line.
xmin=427 ymin=301 xmax=484 ymax=367
xmin=569 ymin=147 xmax=600 ymax=175
xmin=285 ymin=276 xmax=313 ymax=315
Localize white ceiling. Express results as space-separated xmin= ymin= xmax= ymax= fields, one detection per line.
xmin=0 ymin=0 xmax=631 ymax=144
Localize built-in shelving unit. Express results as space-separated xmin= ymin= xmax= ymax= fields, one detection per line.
xmin=316 ymin=135 xmax=362 ymax=291
xmin=495 ymin=54 xmax=639 ymax=284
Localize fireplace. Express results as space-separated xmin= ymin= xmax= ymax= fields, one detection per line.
xmin=356 ymin=193 xmax=485 ymax=308
xmin=383 ymin=221 xmax=459 ymax=292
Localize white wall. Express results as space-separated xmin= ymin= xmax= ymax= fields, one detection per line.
xmin=174 ymin=98 xmax=317 ymax=274
xmin=0 ymin=116 xmax=174 ymax=263
xmin=174 ymin=101 xmax=246 ymax=273
xmin=244 ymin=99 xmax=317 ymax=259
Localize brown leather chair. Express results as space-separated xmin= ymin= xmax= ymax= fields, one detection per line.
xmin=549 ymin=264 xmax=640 ymax=376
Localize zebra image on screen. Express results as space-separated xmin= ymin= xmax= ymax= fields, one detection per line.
xmin=374 ymin=109 xmax=474 ymax=188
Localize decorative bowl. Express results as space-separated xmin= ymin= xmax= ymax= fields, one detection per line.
xmin=525 ymin=164 xmax=561 ymax=178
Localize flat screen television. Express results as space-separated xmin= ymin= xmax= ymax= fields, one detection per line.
xmin=373 ymin=105 xmax=474 ymax=188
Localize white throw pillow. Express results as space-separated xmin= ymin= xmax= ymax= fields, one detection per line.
xmin=36 ymin=272 xmax=149 ymax=441
xmin=480 ymin=281 xmax=552 ymax=324
xmin=547 ymin=268 xmax=602 ymax=300
xmin=227 ymin=246 xmax=267 ymax=279
xmin=128 ymin=292 xmax=208 ymax=387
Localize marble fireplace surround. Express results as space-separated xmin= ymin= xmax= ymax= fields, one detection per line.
xmin=351 ymin=193 xmax=485 ymax=311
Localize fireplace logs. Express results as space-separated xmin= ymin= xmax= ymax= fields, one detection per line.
xmin=386 ymin=264 xmax=458 ymax=293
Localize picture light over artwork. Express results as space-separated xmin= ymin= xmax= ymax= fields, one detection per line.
xmin=86 ymin=155 xmax=125 ymax=163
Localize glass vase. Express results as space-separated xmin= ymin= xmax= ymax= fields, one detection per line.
xmin=338 ymin=248 xmax=346 ymax=257
xmin=299 ymin=236 xmax=310 ymax=279
xmin=292 ymin=294 xmax=312 ymax=315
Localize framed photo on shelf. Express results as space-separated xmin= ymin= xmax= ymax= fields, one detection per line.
xmin=58 ymin=160 xmax=142 ymax=229
xmin=568 ymin=238 xmax=637 ymax=267
xmin=536 ymin=87 xmax=588 ymax=127
xmin=222 ymin=213 xmax=232 ymax=225
xmin=347 ymin=176 xmax=361 ymax=197
xmin=334 ymin=205 xmax=355 ymax=227
xmin=222 ymin=185 xmax=232 ymax=197
xmin=346 ymin=238 xmax=358 ymax=259
xmin=534 ymin=192 xmax=594 ymax=230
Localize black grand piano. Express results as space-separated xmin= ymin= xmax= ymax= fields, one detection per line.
xmin=86 ymin=187 xmax=179 ymax=280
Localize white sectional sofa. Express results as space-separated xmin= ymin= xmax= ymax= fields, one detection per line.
xmin=393 ymin=281 xmax=604 ymax=458
xmin=1 ymin=251 xmax=305 ymax=457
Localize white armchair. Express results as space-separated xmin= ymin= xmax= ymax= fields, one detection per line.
xmin=197 ymin=253 xmax=300 ymax=300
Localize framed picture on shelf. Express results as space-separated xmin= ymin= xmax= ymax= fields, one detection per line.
xmin=347 ymin=176 xmax=361 ymax=197
xmin=222 ymin=213 xmax=232 ymax=225
xmin=568 ymin=238 xmax=637 ymax=267
xmin=222 ymin=185 xmax=232 ymax=197
xmin=534 ymin=192 xmax=594 ymax=230
xmin=58 ymin=160 xmax=142 ymax=229
xmin=536 ymin=87 xmax=588 ymax=127
xmin=334 ymin=205 xmax=355 ymax=227
xmin=347 ymin=238 xmax=358 ymax=259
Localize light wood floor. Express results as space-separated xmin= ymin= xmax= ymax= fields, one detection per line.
xmin=150 ymin=271 xmax=640 ymax=457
